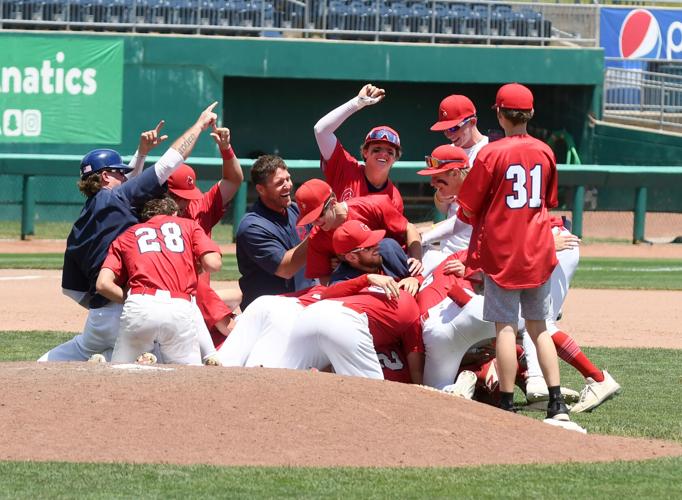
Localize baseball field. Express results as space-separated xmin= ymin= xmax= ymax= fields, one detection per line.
xmin=1 ymin=235 xmax=681 ymax=498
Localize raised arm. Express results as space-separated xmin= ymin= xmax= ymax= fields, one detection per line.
xmin=313 ymin=83 xmax=385 ymax=161
xmin=210 ymin=125 xmax=244 ymax=207
xmin=127 ymin=120 xmax=169 ymax=178
xmin=154 ymin=102 xmax=219 ymax=184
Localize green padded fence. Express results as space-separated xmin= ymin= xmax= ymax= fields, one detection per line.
xmin=2 ymin=154 xmax=682 ymax=243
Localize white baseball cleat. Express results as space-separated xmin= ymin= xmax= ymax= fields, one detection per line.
xmin=443 ymin=370 xmax=477 ymax=399
xmin=87 ymin=353 xmax=106 ymax=364
xmin=203 ymin=355 xmax=222 ymax=367
xmin=543 ymin=413 xmax=587 ymax=434
xmin=136 ymin=352 xmax=157 ymax=365
xmin=571 ymin=370 xmax=621 ymax=413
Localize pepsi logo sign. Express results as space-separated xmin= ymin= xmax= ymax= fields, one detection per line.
xmin=619 ymin=9 xmax=662 ymax=59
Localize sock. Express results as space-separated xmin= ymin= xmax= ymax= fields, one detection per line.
xmin=552 ymin=330 xmax=604 ymax=382
xmin=547 ymin=385 xmax=564 ymax=405
xmin=499 ymin=391 xmax=514 ymax=410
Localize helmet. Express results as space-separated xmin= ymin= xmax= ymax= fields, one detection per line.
xmin=79 ymin=149 xmax=133 ymax=179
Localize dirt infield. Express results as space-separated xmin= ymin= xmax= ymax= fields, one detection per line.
xmin=1 ymin=239 xmax=681 ymax=467
xmin=1 ymin=363 xmax=681 ymax=467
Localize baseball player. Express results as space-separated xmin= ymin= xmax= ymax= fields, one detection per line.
xmin=38 ymin=103 xmax=219 ymax=362
xmin=295 ymin=178 xmax=422 ymax=284
xmin=96 ymin=196 xmax=221 ymax=364
xmin=216 ymin=272 xmax=399 ymax=370
xmin=421 ymin=95 xmax=489 ymax=274
xmin=166 ymin=126 xmax=244 ymax=352
xmin=416 ymin=145 xmax=473 ymax=276
xmin=314 ymin=83 xmax=404 ymax=212
xmin=523 ymin=218 xmax=621 ymax=412
xmin=457 ymin=83 xmax=582 ymax=431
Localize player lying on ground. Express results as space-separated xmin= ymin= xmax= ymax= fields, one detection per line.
xmin=38 ymin=102 xmax=220 ymax=362
xmin=96 ymin=196 xmax=222 ymax=365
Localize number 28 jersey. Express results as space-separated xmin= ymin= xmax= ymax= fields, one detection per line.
xmin=102 ymin=215 xmax=221 ymax=296
xmin=457 ymin=134 xmax=558 ymax=289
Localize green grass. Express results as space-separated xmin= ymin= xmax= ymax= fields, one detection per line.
xmin=2 ymin=255 xmax=681 ymax=289
xmin=0 ymin=221 xmax=234 ymax=244
xmin=572 ymin=257 xmax=682 ymax=290
xmin=2 ymin=334 xmax=681 ymax=497
xmin=1 ymin=458 xmax=681 ymax=499
xmin=0 ymin=253 xmax=241 ymax=280
xmin=0 ymin=221 xmax=73 ymax=240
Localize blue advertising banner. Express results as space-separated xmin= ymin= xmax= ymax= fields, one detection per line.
xmin=601 ymin=7 xmax=682 ymax=61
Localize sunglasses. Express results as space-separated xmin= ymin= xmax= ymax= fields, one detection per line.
xmin=424 ymin=156 xmax=467 ymax=170
xmin=350 ymin=244 xmax=378 ymax=254
xmin=367 ymin=128 xmax=400 ymax=146
xmin=446 ymin=116 xmax=475 ymax=133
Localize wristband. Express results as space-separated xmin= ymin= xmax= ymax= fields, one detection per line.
xmin=220 ymin=146 xmax=235 ymax=161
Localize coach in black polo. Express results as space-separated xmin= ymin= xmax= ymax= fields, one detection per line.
xmin=235 ymin=155 xmax=315 ymax=310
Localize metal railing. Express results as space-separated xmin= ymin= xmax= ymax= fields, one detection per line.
xmin=603 ymin=65 xmax=682 ymax=132
xmin=0 ymin=0 xmax=598 ymax=46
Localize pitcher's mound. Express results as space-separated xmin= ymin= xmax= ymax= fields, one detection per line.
xmin=1 ymin=363 xmax=680 ymax=467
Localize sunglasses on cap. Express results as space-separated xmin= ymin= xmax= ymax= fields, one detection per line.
xmin=424 ymin=156 xmax=467 ymax=170
xmin=446 ymin=116 xmax=475 ymax=133
xmin=366 ymin=128 xmax=400 ymax=145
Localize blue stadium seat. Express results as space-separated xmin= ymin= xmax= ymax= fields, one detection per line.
xmin=327 ymin=0 xmax=348 ymax=31
xmin=411 ymin=2 xmax=431 ymax=34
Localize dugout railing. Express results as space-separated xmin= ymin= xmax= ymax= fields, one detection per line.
xmin=2 ymin=154 xmax=681 ymax=243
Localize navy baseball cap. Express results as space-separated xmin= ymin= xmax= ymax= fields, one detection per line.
xmin=80 ymin=149 xmax=133 ymax=179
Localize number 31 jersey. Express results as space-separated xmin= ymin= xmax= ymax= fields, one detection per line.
xmin=457 ymin=134 xmax=558 ymax=289
xmin=102 ymin=215 xmax=221 ymax=296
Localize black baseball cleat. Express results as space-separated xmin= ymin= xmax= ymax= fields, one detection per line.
xmin=499 ymin=401 xmax=518 ymax=413
xmin=546 ymin=398 xmax=570 ymax=420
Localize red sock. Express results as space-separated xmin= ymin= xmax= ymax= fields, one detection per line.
xmin=552 ymin=330 xmax=604 ymax=382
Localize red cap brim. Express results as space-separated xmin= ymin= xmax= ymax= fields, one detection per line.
xmin=430 ymin=120 xmax=459 ymax=132
xmin=169 ymin=186 xmax=203 ymax=200
xmin=296 ymin=203 xmax=325 ymax=226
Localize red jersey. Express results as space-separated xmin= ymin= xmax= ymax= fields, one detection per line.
xmin=102 ymin=215 xmax=220 ymax=296
xmin=322 ymin=140 xmax=404 ymax=213
xmin=185 ymin=182 xmax=225 ymax=237
xmin=305 ymin=195 xmax=408 ymax=279
xmin=416 ymin=251 xmax=474 ymax=315
xmin=328 ymin=288 xmax=423 ymax=357
xmin=457 ymin=135 xmax=558 ymax=289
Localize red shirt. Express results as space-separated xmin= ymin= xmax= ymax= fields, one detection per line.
xmin=305 ymin=195 xmax=409 ymax=279
xmin=457 ymin=135 xmax=558 ymax=289
xmin=416 ymin=250 xmax=474 ymax=315
xmin=102 ymin=215 xmax=220 ymax=295
xmin=328 ymin=288 xmax=423 ymax=357
xmin=322 ymin=140 xmax=404 ymax=213
xmin=185 ymin=182 xmax=225 ymax=237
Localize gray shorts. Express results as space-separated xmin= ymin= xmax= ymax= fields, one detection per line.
xmin=482 ymin=275 xmax=552 ymax=324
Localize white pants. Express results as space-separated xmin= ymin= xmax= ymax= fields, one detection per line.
xmin=422 ymin=294 xmax=496 ymax=389
xmin=217 ymin=295 xmax=303 ymax=367
xmin=279 ymin=300 xmax=384 ymax=380
xmin=38 ymin=302 xmax=123 ymax=362
xmin=421 ymin=247 xmax=451 ymax=278
xmin=112 ymin=293 xmax=201 ymax=365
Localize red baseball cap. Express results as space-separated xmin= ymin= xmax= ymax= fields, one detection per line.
xmin=494 ymin=83 xmax=534 ymax=110
xmin=430 ymin=95 xmax=477 ymax=131
xmin=296 ymin=178 xmax=333 ymax=226
xmin=418 ymin=145 xmax=470 ymax=176
xmin=168 ymin=164 xmax=203 ymax=200
xmin=332 ymin=220 xmax=386 ymax=255
xmin=363 ymin=125 xmax=401 ymax=151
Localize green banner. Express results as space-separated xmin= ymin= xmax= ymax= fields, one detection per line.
xmin=0 ymin=36 xmax=123 ymax=144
